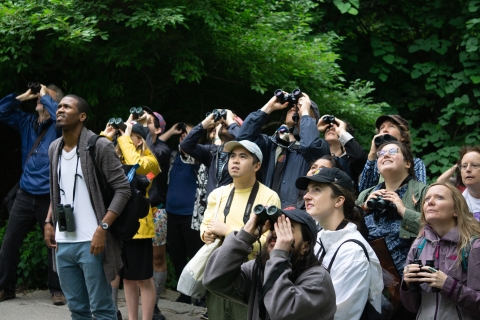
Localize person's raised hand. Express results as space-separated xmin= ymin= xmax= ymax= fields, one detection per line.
xmin=202 ymin=113 xmax=216 ymax=129
xmin=16 ymin=88 xmax=38 ymax=102
xmin=261 ymin=95 xmax=289 ymax=114
xmin=244 ymin=212 xmax=271 ymax=237
xmin=273 ymin=215 xmax=295 ymax=252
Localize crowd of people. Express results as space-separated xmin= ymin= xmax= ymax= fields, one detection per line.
xmin=0 ymin=85 xmax=479 ymax=320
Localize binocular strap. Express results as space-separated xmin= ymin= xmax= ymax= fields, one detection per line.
xmin=222 ymin=181 xmax=260 ymax=224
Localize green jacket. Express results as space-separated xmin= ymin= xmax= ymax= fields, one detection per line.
xmin=357 ymin=179 xmax=428 ymax=239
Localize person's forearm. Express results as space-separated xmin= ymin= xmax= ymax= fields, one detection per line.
xmin=159 ymin=129 xmax=176 ymax=142
xmin=437 ymin=165 xmax=457 ymax=182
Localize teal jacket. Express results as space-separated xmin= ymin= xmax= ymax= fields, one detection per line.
xmin=357 ymin=179 xmax=428 ymax=239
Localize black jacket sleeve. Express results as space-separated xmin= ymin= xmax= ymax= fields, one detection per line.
xmin=179 ymin=123 xmax=213 ymax=166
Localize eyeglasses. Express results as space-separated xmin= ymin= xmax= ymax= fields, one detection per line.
xmin=376 ymin=148 xmax=400 ymax=158
xmin=460 ymin=163 xmax=480 ymax=170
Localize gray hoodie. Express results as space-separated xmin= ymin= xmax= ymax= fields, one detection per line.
xmin=203 ymin=229 xmax=337 ymax=320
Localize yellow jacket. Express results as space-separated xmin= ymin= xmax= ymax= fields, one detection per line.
xmin=117 ymin=135 xmax=160 ymax=239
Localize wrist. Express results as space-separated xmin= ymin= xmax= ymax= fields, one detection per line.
xmin=44 ymin=220 xmax=53 ymax=227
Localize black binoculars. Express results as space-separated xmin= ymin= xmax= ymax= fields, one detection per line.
xmin=408 ymin=259 xmax=439 ymax=293
xmin=130 ymin=107 xmax=144 ymax=119
xmin=254 ymin=204 xmax=282 ymax=227
xmin=206 ymin=109 xmax=227 ymax=122
xmin=57 ymin=204 xmax=76 ymax=232
xmin=322 ymin=115 xmax=337 ymax=125
xmin=374 ymin=133 xmax=398 ymax=147
xmin=274 ymin=88 xmax=302 ymax=106
xmin=28 ymin=82 xmax=41 ymax=94
xmin=176 ymin=122 xmax=187 ymax=134
xmin=108 ymin=118 xmax=126 ymax=132
xmin=366 ymin=196 xmax=397 ymax=221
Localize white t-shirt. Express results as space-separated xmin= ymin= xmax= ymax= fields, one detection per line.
xmin=55 ymin=147 xmax=98 ymax=243
xmin=463 ymin=189 xmax=480 ymax=221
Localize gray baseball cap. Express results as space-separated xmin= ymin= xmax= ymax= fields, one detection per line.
xmin=224 ymin=140 xmax=263 ymax=163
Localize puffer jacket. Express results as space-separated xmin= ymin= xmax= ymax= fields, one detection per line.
xmin=400 ymin=225 xmax=480 ymax=319
xmin=117 ymin=135 xmax=160 ymax=238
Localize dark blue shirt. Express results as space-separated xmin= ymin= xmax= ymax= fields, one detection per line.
xmin=0 ymin=93 xmax=60 ymax=195
xmin=165 ymin=152 xmax=199 ymax=215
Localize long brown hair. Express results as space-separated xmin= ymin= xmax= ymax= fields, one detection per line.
xmin=419 ymin=182 xmax=480 ymax=266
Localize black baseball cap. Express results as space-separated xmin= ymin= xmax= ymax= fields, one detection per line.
xmin=295 ymin=167 xmax=354 ymax=192
xmin=375 ymin=114 xmax=409 ymax=130
xmin=131 ymin=122 xmax=148 ymax=140
xmin=281 ymin=206 xmax=318 ymax=241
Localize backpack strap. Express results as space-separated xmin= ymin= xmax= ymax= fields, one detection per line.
xmin=327 ymin=239 xmax=370 ymax=272
xmin=86 ymin=135 xmax=111 ymax=205
xmin=461 ymin=236 xmax=479 ymax=273
xmin=414 ymin=236 xmax=427 ymax=260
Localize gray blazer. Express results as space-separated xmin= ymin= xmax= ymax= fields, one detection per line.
xmin=48 ymin=126 xmax=131 ymax=282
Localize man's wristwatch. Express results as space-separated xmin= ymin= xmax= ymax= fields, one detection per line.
xmin=44 ymin=220 xmax=53 ymax=226
xmin=100 ymin=222 xmax=109 ymax=231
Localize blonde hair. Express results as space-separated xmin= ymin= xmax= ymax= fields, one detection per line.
xmin=116 ymin=133 xmax=150 ymax=162
xmin=419 ymin=182 xmax=480 ymax=266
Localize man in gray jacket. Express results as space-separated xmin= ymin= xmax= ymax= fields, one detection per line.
xmin=203 ymin=206 xmax=336 ymax=320
xmin=44 ymin=94 xmax=130 ymax=319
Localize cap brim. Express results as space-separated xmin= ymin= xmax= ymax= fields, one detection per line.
xmin=224 ymin=141 xmax=243 ymax=153
xmin=142 ymin=106 xmax=153 ymax=114
xmin=295 ymin=175 xmax=332 ymax=190
xmin=375 ymin=115 xmax=396 ymax=129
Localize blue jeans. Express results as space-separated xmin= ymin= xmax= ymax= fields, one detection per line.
xmin=56 ymin=242 xmax=116 ymax=320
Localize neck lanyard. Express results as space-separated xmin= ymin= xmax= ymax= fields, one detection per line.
xmin=58 ymin=145 xmax=82 ymax=207
xmin=223 ymin=180 xmax=260 ymax=224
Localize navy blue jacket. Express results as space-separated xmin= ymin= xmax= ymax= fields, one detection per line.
xmin=0 ymin=93 xmax=60 ymax=195
xmin=180 ymin=122 xmax=240 ymax=198
xmin=236 ymin=110 xmax=330 ymax=207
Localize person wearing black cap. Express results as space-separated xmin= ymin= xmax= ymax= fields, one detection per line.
xmin=358 ymin=114 xmax=426 ymax=193
xmin=236 ymin=91 xmax=330 ymax=207
xmin=103 ymin=120 xmax=161 ymax=320
xmin=296 ymin=167 xmax=383 ymax=319
xmin=203 ymin=206 xmax=336 ymax=320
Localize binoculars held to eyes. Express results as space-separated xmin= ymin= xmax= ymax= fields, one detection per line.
xmin=28 ymin=82 xmax=41 ymax=94
xmin=367 ymin=196 xmax=397 ymax=221
xmin=374 ymin=133 xmax=397 ymax=148
xmin=176 ymin=122 xmax=187 ymax=134
xmin=130 ymin=107 xmax=144 ymax=119
xmin=254 ymin=204 xmax=282 ymax=227
xmin=322 ymin=115 xmax=338 ymax=125
xmin=108 ymin=118 xmax=126 ymax=132
xmin=274 ymin=88 xmax=302 ymax=107
xmin=206 ymin=109 xmax=227 ymax=122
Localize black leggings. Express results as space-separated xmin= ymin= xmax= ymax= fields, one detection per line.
xmin=166 ymin=212 xmax=204 ymax=284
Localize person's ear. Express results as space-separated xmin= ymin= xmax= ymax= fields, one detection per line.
xmin=79 ymin=112 xmax=87 ymax=122
xmin=334 ymin=196 xmax=345 ymax=208
xmin=154 ymin=127 xmax=162 ymax=135
xmin=253 ymin=161 xmax=261 ymax=172
xmin=300 ymin=241 xmax=310 ymax=256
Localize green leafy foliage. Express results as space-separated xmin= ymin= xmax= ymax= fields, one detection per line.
xmin=0 ymin=0 xmax=384 ymax=138
xmin=316 ymin=0 xmax=480 ymax=182
xmin=0 ymin=222 xmax=48 ymax=289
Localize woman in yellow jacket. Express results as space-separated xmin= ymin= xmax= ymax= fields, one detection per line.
xmin=104 ymin=120 xmax=160 ymax=320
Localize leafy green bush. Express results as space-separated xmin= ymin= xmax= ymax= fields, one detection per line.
xmin=0 ymin=221 xmax=48 ymax=289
